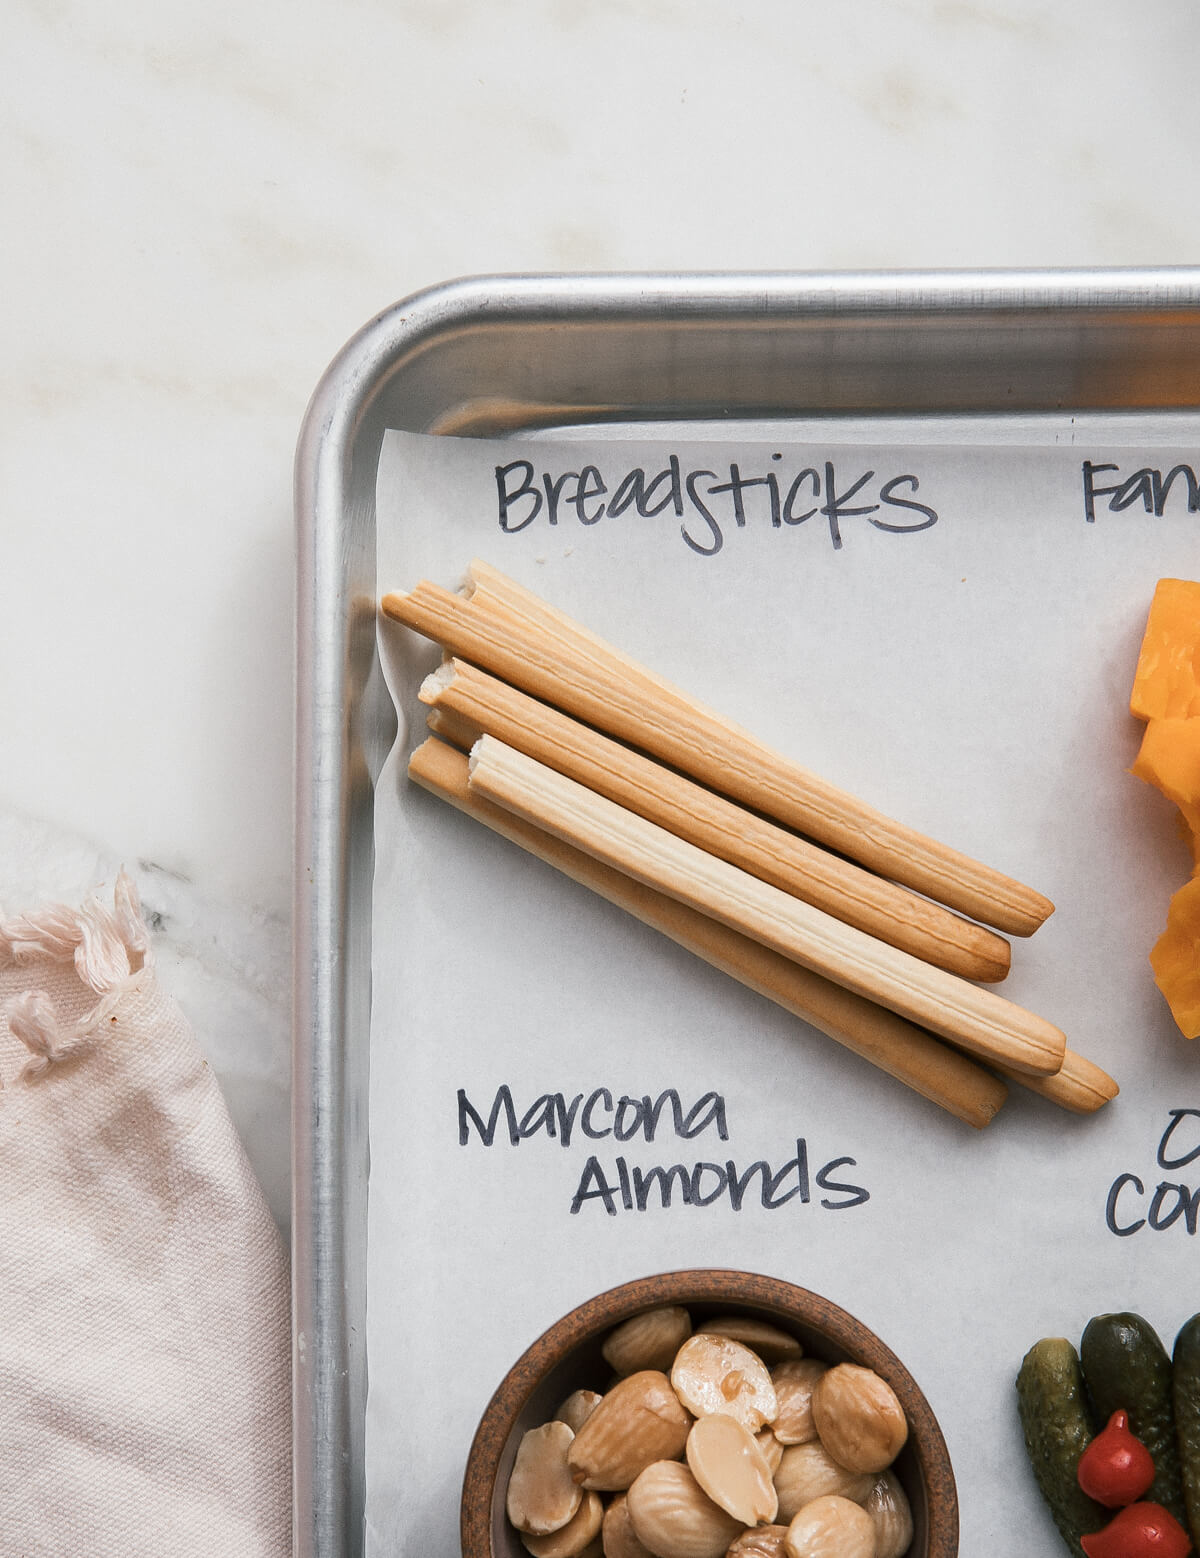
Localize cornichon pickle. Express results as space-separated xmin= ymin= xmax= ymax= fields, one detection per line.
xmin=1173 ymin=1313 xmax=1200 ymax=1544
xmin=1080 ymin=1311 xmax=1187 ymax=1527
xmin=1016 ymin=1336 xmax=1104 ymax=1556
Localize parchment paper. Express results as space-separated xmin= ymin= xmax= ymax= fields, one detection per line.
xmin=367 ymin=421 xmax=1200 ymax=1556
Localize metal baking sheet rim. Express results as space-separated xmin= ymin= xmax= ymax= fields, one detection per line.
xmin=291 ymin=267 xmax=1200 ymax=1558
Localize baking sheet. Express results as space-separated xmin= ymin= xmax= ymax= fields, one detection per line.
xmin=366 ymin=418 xmax=1200 ymax=1555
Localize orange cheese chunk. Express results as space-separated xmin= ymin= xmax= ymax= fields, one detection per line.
xmin=1180 ymin=811 xmax=1200 ymax=873
xmin=1130 ymin=578 xmax=1200 ymax=721
xmin=1150 ymin=875 xmax=1200 ymax=1038
xmin=1131 ymin=718 xmax=1200 ymax=853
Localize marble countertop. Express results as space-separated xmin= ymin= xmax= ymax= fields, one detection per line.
xmin=4 ymin=0 xmax=1198 ymax=1235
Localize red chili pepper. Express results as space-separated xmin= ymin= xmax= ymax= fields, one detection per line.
xmin=1077 ymin=1410 xmax=1157 ymax=1507
xmin=1080 ymin=1502 xmax=1193 ymax=1557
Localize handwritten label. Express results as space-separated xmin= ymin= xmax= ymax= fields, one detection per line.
xmin=1083 ymin=460 xmax=1200 ymax=523
xmin=1105 ymin=1108 xmax=1200 ymax=1237
xmin=495 ymin=453 xmax=938 ymax=557
xmin=457 ymin=1085 xmax=870 ymax=1217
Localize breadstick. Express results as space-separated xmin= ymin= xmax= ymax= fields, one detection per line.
xmin=426 ymin=703 xmax=482 ymax=753
xmin=994 ymin=1048 xmax=1118 ymax=1113
xmin=467 ymin=736 xmax=1066 ymax=1077
xmin=408 ymin=735 xmax=1008 ymax=1128
xmin=381 ymin=562 xmax=1053 ymax=935
xmin=420 ymin=659 xmax=1011 ymax=983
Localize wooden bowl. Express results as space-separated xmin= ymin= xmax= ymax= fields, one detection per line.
xmin=461 ymin=1269 xmax=958 ymax=1558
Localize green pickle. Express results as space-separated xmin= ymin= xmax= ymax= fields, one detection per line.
xmin=1080 ymin=1311 xmax=1188 ymax=1528
xmin=1016 ymin=1336 xmax=1104 ymax=1556
xmin=1173 ymin=1312 xmax=1200 ymax=1545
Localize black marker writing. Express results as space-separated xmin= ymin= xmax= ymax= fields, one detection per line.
xmin=1157 ymin=1108 xmax=1200 ymax=1169
xmin=496 ymin=454 xmax=938 ymax=556
xmin=568 ymin=1140 xmax=869 ymax=1217
xmin=1107 ymin=1173 xmax=1200 ymax=1237
xmin=1105 ymin=1107 xmax=1200 ymax=1236
xmin=457 ymin=1086 xmax=869 ymax=1218
xmin=458 ymin=1085 xmax=728 ymax=1148
xmin=1083 ymin=460 xmax=1200 ymax=523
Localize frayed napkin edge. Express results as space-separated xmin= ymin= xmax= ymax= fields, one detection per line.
xmin=0 ymin=871 xmax=152 ymax=1085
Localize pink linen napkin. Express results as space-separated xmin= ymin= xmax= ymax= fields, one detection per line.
xmin=0 ymin=873 xmax=291 ymax=1556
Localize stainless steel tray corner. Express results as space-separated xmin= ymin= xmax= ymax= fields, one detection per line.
xmin=291 ymin=267 xmax=1200 ymax=1558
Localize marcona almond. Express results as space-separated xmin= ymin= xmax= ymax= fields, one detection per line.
xmin=685 ymin=1414 xmax=778 ymax=1527
xmin=568 ymin=1371 xmax=692 ymax=1491
xmin=601 ymin=1493 xmax=656 ymax=1558
xmin=754 ymin=1428 xmax=784 ymax=1476
xmin=509 ymin=1421 xmax=583 ymax=1534
xmin=783 ymin=1495 xmax=875 ymax=1558
xmin=864 ymin=1468 xmax=914 ymax=1558
xmin=770 ymin=1360 xmax=827 ymax=1446
xmin=671 ymin=1334 xmax=777 ymax=1433
xmin=626 ymin=1460 xmax=744 ymax=1558
xmin=523 ymin=1491 xmax=605 ymax=1558
xmin=694 ymin=1316 xmax=803 ymax=1364
xmin=772 ymin=1441 xmax=876 ymax=1523
xmin=810 ymin=1364 xmax=908 ymax=1475
xmin=603 ymin=1307 xmax=693 ymax=1376
xmin=725 ymin=1525 xmax=791 ymax=1558
xmin=558 ymin=1390 xmax=605 ymax=1434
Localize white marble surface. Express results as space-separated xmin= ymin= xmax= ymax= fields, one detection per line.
xmin=3 ymin=0 xmax=1198 ymax=1236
